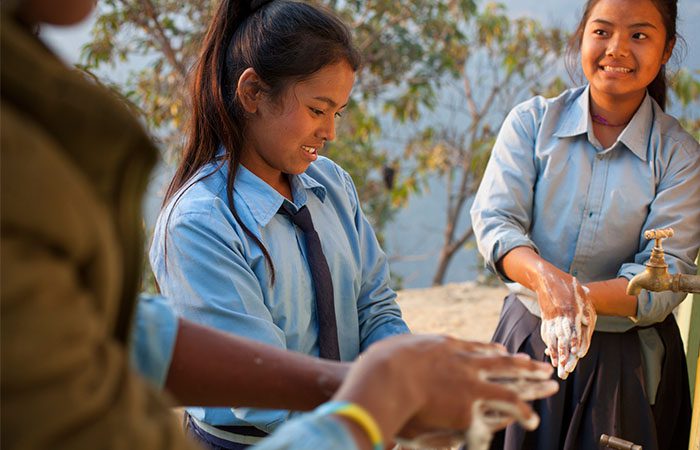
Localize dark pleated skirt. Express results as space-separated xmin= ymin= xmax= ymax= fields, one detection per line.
xmin=489 ymin=294 xmax=691 ymax=450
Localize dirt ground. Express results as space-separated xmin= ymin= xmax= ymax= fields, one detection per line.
xmin=396 ymin=282 xmax=509 ymax=342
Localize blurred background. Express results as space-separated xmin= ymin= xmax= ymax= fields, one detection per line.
xmin=41 ymin=0 xmax=700 ymax=290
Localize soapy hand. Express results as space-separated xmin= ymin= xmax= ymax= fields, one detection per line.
xmin=533 ymin=269 xmax=596 ymax=379
xmin=391 ymin=343 xmax=559 ymax=450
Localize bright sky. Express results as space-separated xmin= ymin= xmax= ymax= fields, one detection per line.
xmin=42 ymin=0 xmax=700 ymax=71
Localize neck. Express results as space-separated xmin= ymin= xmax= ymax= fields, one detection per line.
xmin=589 ymin=88 xmax=645 ymax=128
xmin=239 ymin=160 xmax=293 ymax=201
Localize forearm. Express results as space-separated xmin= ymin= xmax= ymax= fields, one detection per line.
xmin=497 ymin=246 xmax=564 ymax=289
xmin=499 ymin=248 xmax=638 ymax=317
xmin=584 ymin=278 xmax=637 ymax=317
xmin=165 ymin=318 xmax=347 ymax=409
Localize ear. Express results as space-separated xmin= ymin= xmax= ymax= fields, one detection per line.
xmin=661 ymin=37 xmax=675 ymax=65
xmin=237 ymin=68 xmax=266 ymax=114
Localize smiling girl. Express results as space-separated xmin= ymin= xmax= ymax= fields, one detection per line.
xmin=470 ymin=0 xmax=700 ymax=448
xmin=148 ymin=1 xmax=409 ymax=448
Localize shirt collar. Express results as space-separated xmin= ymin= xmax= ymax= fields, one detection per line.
xmin=554 ymin=85 xmax=651 ymax=161
xmin=553 ymin=85 xmax=590 ymax=139
xmin=233 ymin=164 xmax=327 ymax=227
xmin=616 ymin=94 xmax=652 ymax=161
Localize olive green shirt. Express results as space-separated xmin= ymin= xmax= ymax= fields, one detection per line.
xmin=0 ymin=12 xmax=197 ymax=449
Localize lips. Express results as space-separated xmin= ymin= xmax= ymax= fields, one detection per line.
xmin=302 ymin=142 xmax=325 ymax=154
xmin=600 ymin=65 xmax=633 ymax=73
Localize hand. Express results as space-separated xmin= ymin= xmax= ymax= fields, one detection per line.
xmin=333 ymin=335 xmax=559 ymax=449
xmin=533 ymin=270 xmax=596 ymax=379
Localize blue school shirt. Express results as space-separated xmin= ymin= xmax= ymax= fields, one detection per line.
xmin=149 ymin=155 xmax=409 ymax=433
xmin=470 ymin=85 xmax=700 ymax=402
xmin=471 ymin=85 xmax=700 ymax=330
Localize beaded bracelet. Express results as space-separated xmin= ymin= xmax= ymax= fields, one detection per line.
xmin=316 ymin=401 xmax=383 ymax=450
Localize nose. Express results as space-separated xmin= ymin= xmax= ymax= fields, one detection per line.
xmin=317 ymin=116 xmax=336 ymax=142
xmin=606 ymin=34 xmax=629 ymax=58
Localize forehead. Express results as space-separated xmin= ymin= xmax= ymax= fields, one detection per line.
xmin=586 ymin=0 xmax=665 ymax=27
xmin=289 ymin=60 xmax=355 ymax=102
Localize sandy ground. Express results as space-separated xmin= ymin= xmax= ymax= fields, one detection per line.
xmin=396 ymin=282 xmax=509 ymax=342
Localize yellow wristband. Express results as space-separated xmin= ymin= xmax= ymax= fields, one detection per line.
xmin=317 ymin=401 xmax=383 ymax=450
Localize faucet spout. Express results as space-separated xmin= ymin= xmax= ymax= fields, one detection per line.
xmin=626 ymin=266 xmax=676 ymax=296
xmin=626 ymin=228 xmax=700 ymax=295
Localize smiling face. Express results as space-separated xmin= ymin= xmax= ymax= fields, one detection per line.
xmin=580 ymin=0 xmax=674 ymax=106
xmin=240 ymin=60 xmax=355 ymax=193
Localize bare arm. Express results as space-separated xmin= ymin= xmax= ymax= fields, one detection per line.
xmin=498 ymin=247 xmax=636 ymax=316
xmin=165 ymin=318 xmax=347 ymax=409
xmin=584 ymin=278 xmax=637 ymax=317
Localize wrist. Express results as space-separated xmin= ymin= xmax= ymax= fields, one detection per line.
xmin=316 ymin=401 xmax=384 ymax=450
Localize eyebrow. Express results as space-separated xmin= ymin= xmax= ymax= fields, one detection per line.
xmin=591 ymin=18 xmax=658 ymax=29
xmin=313 ymin=96 xmax=347 ymax=109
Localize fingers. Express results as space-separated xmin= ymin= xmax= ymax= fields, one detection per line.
xmin=456 ymin=340 xmax=509 ymax=356
xmin=492 ymin=377 xmax=560 ymax=402
xmin=541 ymin=321 xmax=559 ymax=367
xmin=543 ymin=315 xmax=589 ymax=379
xmin=471 ymin=352 xmax=553 ymax=375
xmin=475 ymin=394 xmax=540 ymax=432
xmin=554 ymin=316 xmax=573 ymax=368
xmin=577 ymin=321 xmax=594 ymax=358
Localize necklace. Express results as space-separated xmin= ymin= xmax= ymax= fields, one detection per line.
xmin=591 ymin=113 xmax=628 ymax=127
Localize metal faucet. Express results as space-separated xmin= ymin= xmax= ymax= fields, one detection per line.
xmin=626 ymin=228 xmax=700 ymax=296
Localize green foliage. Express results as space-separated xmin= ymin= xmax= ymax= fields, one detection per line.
xmin=398 ymin=2 xmax=568 ymax=284
xmin=79 ymin=0 xmax=565 ymax=286
xmin=669 ymin=69 xmax=700 ymax=140
xmin=80 ymin=1 xmax=698 ymax=288
xmin=80 ymin=0 xmax=483 ymax=236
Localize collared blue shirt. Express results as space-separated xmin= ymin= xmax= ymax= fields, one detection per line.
xmin=471 ymin=85 xmax=700 ymax=331
xmin=149 ymin=156 xmax=409 ymax=433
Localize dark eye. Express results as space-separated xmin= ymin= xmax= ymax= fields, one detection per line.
xmin=310 ymin=107 xmax=324 ymax=116
xmin=632 ymin=32 xmax=648 ymax=40
xmin=593 ymin=29 xmax=607 ymax=36
xmin=334 ymin=111 xmax=343 ymax=118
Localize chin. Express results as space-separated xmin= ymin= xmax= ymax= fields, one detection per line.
xmin=287 ymin=164 xmax=312 ymax=175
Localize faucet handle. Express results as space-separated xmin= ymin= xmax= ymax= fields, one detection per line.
xmin=643 ymin=228 xmax=674 ymax=267
xmin=644 ymin=228 xmax=674 ymax=241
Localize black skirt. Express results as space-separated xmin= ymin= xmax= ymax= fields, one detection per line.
xmin=489 ymin=294 xmax=691 ymax=450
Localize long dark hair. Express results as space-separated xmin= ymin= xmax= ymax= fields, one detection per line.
xmin=161 ymin=0 xmax=360 ymax=283
xmin=565 ymin=0 xmax=679 ymax=110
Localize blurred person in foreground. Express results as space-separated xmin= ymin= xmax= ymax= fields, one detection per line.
xmin=0 ymin=0 xmax=558 ymax=449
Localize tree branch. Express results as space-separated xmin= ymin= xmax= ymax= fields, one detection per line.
xmin=128 ymin=0 xmax=189 ymax=79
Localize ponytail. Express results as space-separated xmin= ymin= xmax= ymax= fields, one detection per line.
xmin=162 ymin=0 xmax=360 ymax=284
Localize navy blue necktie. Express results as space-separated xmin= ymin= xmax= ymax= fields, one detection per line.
xmin=288 ymin=205 xmax=340 ymax=360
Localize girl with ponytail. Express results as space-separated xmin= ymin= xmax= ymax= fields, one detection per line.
xmin=149 ymin=1 xmax=409 ymax=448
xmin=470 ymin=0 xmax=699 ymax=448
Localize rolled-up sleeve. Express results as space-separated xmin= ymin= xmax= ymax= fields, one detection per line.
xmin=619 ymin=139 xmax=700 ymax=326
xmin=129 ymin=294 xmax=179 ymax=388
xmin=339 ymin=169 xmax=409 ymax=350
xmin=470 ymin=107 xmax=540 ymax=280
